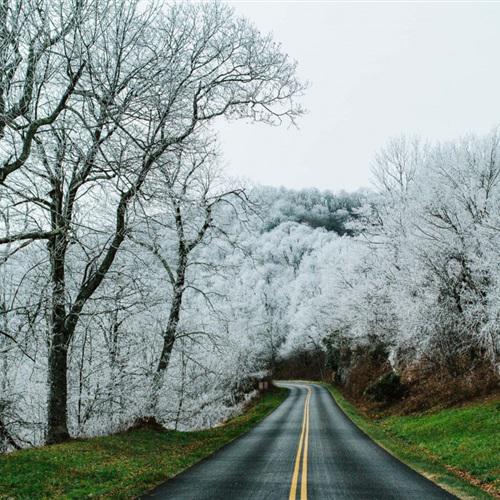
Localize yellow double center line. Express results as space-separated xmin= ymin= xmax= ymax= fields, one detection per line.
xmin=289 ymin=386 xmax=312 ymax=500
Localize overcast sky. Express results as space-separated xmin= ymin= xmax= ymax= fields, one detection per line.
xmin=216 ymin=1 xmax=500 ymax=192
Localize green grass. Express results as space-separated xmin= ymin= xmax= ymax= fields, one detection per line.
xmin=0 ymin=388 xmax=288 ymax=499
xmin=323 ymin=384 xmax=499 ymax=499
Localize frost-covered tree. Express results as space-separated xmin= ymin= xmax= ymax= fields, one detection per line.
xmin=129 ymin=140 xmax=247 ymax=413
xmin=0 ymin=0 xmax=304 ymax=445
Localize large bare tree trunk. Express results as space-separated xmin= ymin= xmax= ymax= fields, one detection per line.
xmin=46 ymin=331 xmax=70 ymax=444
xmin=46 ymin=185 xmax=71 ymax=444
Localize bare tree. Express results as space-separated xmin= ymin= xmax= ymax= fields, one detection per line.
xmin=371 ymin=136 xmax=422 ymax=198
xmin=131 ymin=142 xmax=246 ymax=413
xmin=0 ymin=1 xmax=304 ymax=443
xmin=0 ymin=0 xmax=96 ymax=185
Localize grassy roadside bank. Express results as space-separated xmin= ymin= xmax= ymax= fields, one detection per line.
xmin=323 ymin=383 xmax=499 ymax=499
xmin=0 ymin=387 xmax=288 ymax=499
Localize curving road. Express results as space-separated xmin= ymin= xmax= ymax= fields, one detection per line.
xmin=144 ymin=383 xmax=456 ymax=499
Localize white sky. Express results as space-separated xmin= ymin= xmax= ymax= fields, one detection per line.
xmin=216 ymin=1 xmax=500 ymax=192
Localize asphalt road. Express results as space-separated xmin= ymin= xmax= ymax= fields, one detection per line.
xmin=144 ymin=382 xmax=456 ymax=499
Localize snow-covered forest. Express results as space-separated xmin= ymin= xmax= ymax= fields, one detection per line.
xmin=1 ymin=0 xmax=499 ymax=451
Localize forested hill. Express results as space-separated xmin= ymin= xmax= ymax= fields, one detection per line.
xmin=255 ymin=186 xmax=365 ymax=235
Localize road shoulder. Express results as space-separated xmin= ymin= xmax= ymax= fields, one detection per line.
xmin=0 ymin=387 xmax=289 ymax=499
xmin=321 ymin=383 xmax=497 ymax=500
